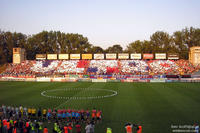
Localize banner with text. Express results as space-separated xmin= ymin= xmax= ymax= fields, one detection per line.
xmin=130 ymin=53 xmax=141 ymax=59
xmin=36 ymin=54 xmax=46 ymax=60
xmin=118 ymin=53 xmax=129 ymax=59
xmin=82 ymin=54 xmax=93 ymax=59
xmin=58 ymin=54 xmax=69 ymax=59
xmin=155 ymin=53 xmax=166 ymax=59
xmin=168 ymin=53 xmax=179 ymax=60
xmin=70 ymin=54 xmax=80 ymax=59
xmin=106 ymin=53 xmax=117 ymax=59
xmin=94 ymin=54 xmax=104 ymax=59
xmin=143 ymin=54 xmax=154 ymax=59
xmin=47 ymin=54 xmax=57 ymax=60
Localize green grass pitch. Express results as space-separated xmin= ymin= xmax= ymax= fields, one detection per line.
xmin=0 ymin=81 xmax=200 ymax=133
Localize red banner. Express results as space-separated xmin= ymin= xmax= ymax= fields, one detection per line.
xmin=143 ymin=54 xmax=154 ymax=59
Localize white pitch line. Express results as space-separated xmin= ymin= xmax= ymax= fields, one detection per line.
xmin=55 ymin=98 xmax=72 ymax=109
xmin=41 ymin=88 xmax=118 ymax=100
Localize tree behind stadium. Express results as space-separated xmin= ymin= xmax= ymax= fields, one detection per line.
xmin=0 ymin=27 xmax=200 ymax=64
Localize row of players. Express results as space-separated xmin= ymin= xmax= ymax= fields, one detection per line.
xmin=0 ymin=105 xmax=144 ymax=133
xmin=0 ymin=105 xmax=102 ymax=123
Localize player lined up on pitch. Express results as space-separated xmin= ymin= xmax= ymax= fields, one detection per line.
xmin=0 ymin=104 xmax=103 ymax=133
xmin=0 ymin=105 xmax=102 ymax=124
xmin=0 ymin=104 xmax=145 ymax=133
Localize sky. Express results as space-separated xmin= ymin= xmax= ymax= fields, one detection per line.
xmin=0 ymin=0 xmax=200 ymax=49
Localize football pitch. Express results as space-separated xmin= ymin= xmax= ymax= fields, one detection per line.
xmin=0 ymin=81 xmax=200 ymax=133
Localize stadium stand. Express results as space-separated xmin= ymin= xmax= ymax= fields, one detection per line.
xmin=0 ymin=59 xmax=200 ymax=80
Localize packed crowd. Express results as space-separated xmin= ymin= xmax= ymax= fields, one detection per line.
xmin=55 ymin=60 xmax=85 ymax=74
xmin=1 ymin=61 xmax=35 ymax=78
xmin=120 ymin=60 xmax=149 ymax=75
xmin=88 ymin=60 xmax=118 ymax=75
xmin=0 ymin=104 xmax=102 ymax=133
xmin=148 ymin=60 xmax=179 ymax=75
xmin=175 ymin=59 xmax=198 ymax=74
xmin=0 ymin=59 xmax=199 ymax=77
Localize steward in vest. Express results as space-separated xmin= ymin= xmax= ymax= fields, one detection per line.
xmin=43 ymin=127 xmax=48 ymax=133
xmin=3 ymin=119 xmax=7 ymax=133
xmin=25 ymin=121 xmax=31 ymax=133
xmin=68 ymin=123 xmax=73 ymax=133
xmin=56 ymin=123 xmax=62 ymax=133
xmin=13 ymin=120 xmax=17 ymax=128
xmin=38 ymin=121 xmax=43 ymax=133
xmin=96 ymin=110 xmax=102 ymax=124
xmin=9 ymin=119 xmax=13 ymax=127
xmin=53 ymin=123 xmax=58 ymax=133
xmin=9 ymin=119 xmax=14 ymax=133
xmin=13 ymin=127 xmax=17 ymax=133
xmin=125 ymin=123 xmax=133 ymax=133
xmin=6 ymin=121 xmax=10 ymax=132
xmin=30 ymin=122 xmax=35 ymax=132
xmin=106 ymin=127 xmax=112 ymax=133
xmin=137 ymin=126 xmax=142 ymax=133
xmin=64 ymin=126 xmax=68 ymax=133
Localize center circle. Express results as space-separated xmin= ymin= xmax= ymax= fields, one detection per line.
xmin=41 ymin=88 xmax=118 ymax=100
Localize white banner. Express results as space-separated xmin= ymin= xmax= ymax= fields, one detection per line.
xmin=92 ymin=79 xmax=107 ymax=82
xmin=118 ymin=53 xmax=129 ymax=59
xmin=47 ymin=54 xmax=57 ymax=60
xmin=106 ymin=53 xmax=117 ymax=59
xmin=58 ymin=54 xmax=69 ymax=59
xmin=70 ymin=54 xmax=80 ymax=59
xmin=155 ymin=53 xmax=166 ymax=59
xmin=94 ymin=54 xmax=104 ymax=59
xmin=130 ymin=53 xmax=141 ymax=59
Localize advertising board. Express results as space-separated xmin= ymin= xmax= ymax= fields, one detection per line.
xmin=82 ymin=54 xmax=92 ymax=59
xmin=130 ymin=53 xmax=141 ymax=59
xmin=58 ymin=54 xmax=69 ymax=59
xmin=118 ymin=53 xmax=129 ymax=59
xmin=168 ymin=53 xmax=179 ymax=60
xmin=47 ymin=54 xmax=57 ymax=60
xmin=70 ymin=54 xmax=80 ymax=59
xmin=94 ymin=54 xmax=104 ymax=59
xmin=36 ymin=54 xmax=46 ymax=60
xmin=106 ymin=53 xmax=117 ymax=59
xmin=155 ymin=53 xmax=166 ymax=59
xmin=143 ymin=54 xmax=154 ymax=59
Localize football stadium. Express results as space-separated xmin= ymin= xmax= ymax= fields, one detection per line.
xmin=1 ymin=1 xmax=200 ymax=133
xmin=0 ymin=47 xmax=200 ymax=133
